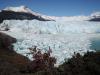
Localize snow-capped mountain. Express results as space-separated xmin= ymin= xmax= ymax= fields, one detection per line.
xmin=3 ymin=6 xmax=54 ymax=20
xmin=1 ymin=6 xmax=89 ymax=21
xmin=89 ymin=12 xmax=100 ymax=21
xmin=0 ymin=6 xmax=54 ymax=23
xmin=0 ymin=6 xmax=100 ymax=22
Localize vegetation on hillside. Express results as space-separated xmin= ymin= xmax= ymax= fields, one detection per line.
xmin=0 ymin=47 xmax=100 ymax=75
xmin=0 ymin=32 xmax=100 ymax=75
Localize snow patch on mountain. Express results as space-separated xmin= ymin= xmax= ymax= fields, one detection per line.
xmin=4 ymin=6 xmax=31 ymax=13
xmin=3 ymin=6 xmax=54 ymax=21
xmin=91 ymin=12 xmax=100 ymax=17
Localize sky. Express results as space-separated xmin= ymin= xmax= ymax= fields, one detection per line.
xmin=0 ymin=0 xmax=100 ymax=16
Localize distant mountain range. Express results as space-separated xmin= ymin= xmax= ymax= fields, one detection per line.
xmin=0 ymin=6 xmax=100 ymax=23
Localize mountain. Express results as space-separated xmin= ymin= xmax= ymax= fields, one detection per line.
xmin=0 ymin=6 xmax=54 ymax=23
xmin=0 ymin=6 xmax=100 ymax=22
xmin=89 ymin=12 xmax=100 ymax=21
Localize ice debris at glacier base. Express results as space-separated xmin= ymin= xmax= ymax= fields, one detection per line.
xmin=1 ymin=20 xmax=100 ymax=65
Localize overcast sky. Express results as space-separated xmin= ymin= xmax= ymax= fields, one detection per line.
xmin=0 ymin=0 xmax=100 ymax=16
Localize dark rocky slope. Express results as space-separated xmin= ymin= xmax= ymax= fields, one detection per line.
xmin=0 ymin=10 xmax=53 ymax=23
xmin=0 ymin=32 xmax=30 ymax=73
xmin=89 ymin=17 xmax=100 ymax=21
xmin=0 ymin=32 xmax=16 ymax=49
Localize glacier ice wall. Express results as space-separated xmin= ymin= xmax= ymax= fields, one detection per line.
xmin=0 ymin=20 xmax=100 ymax=65
xmin=1 ymin=20 xmax=100 ymax=34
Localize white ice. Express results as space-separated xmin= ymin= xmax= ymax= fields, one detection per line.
xmin=0 ymin=20 xmax=100 ymax=65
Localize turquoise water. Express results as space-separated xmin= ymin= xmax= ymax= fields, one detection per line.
xmin=90 ymin=35 xmax=100 ymax=51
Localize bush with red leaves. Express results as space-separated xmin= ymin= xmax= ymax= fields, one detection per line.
xmin=28 ymin=46 xmax=56 ymax=72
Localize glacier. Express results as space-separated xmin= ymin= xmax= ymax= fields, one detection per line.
xmin=0 ymin=20 xmax=100 ymax=66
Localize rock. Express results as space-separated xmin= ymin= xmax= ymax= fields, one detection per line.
xmin=0 ymin=32 xmax=16 ymax=50
xmin=0 ymin=10 xmax=53 ymax=23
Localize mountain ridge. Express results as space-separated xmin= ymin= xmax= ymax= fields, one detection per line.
xmin=0 ymin=6 xmax=54 ymax=23
xmin=0 ymin=6 xmax=100 ymax=22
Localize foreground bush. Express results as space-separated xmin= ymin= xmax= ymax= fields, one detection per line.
xmin=25 ymin=47 xmax=100 ymax=75
xmin=28 ymin=46 xmax=56 ymax=73
xmin=58 ymin=52 xmax=100 ymax=75
xmin=31 ymin=51 xmax=100 ymax=75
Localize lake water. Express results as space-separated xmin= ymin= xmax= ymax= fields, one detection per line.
xmin=90 ymin=34 xmax=100 ymax=51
